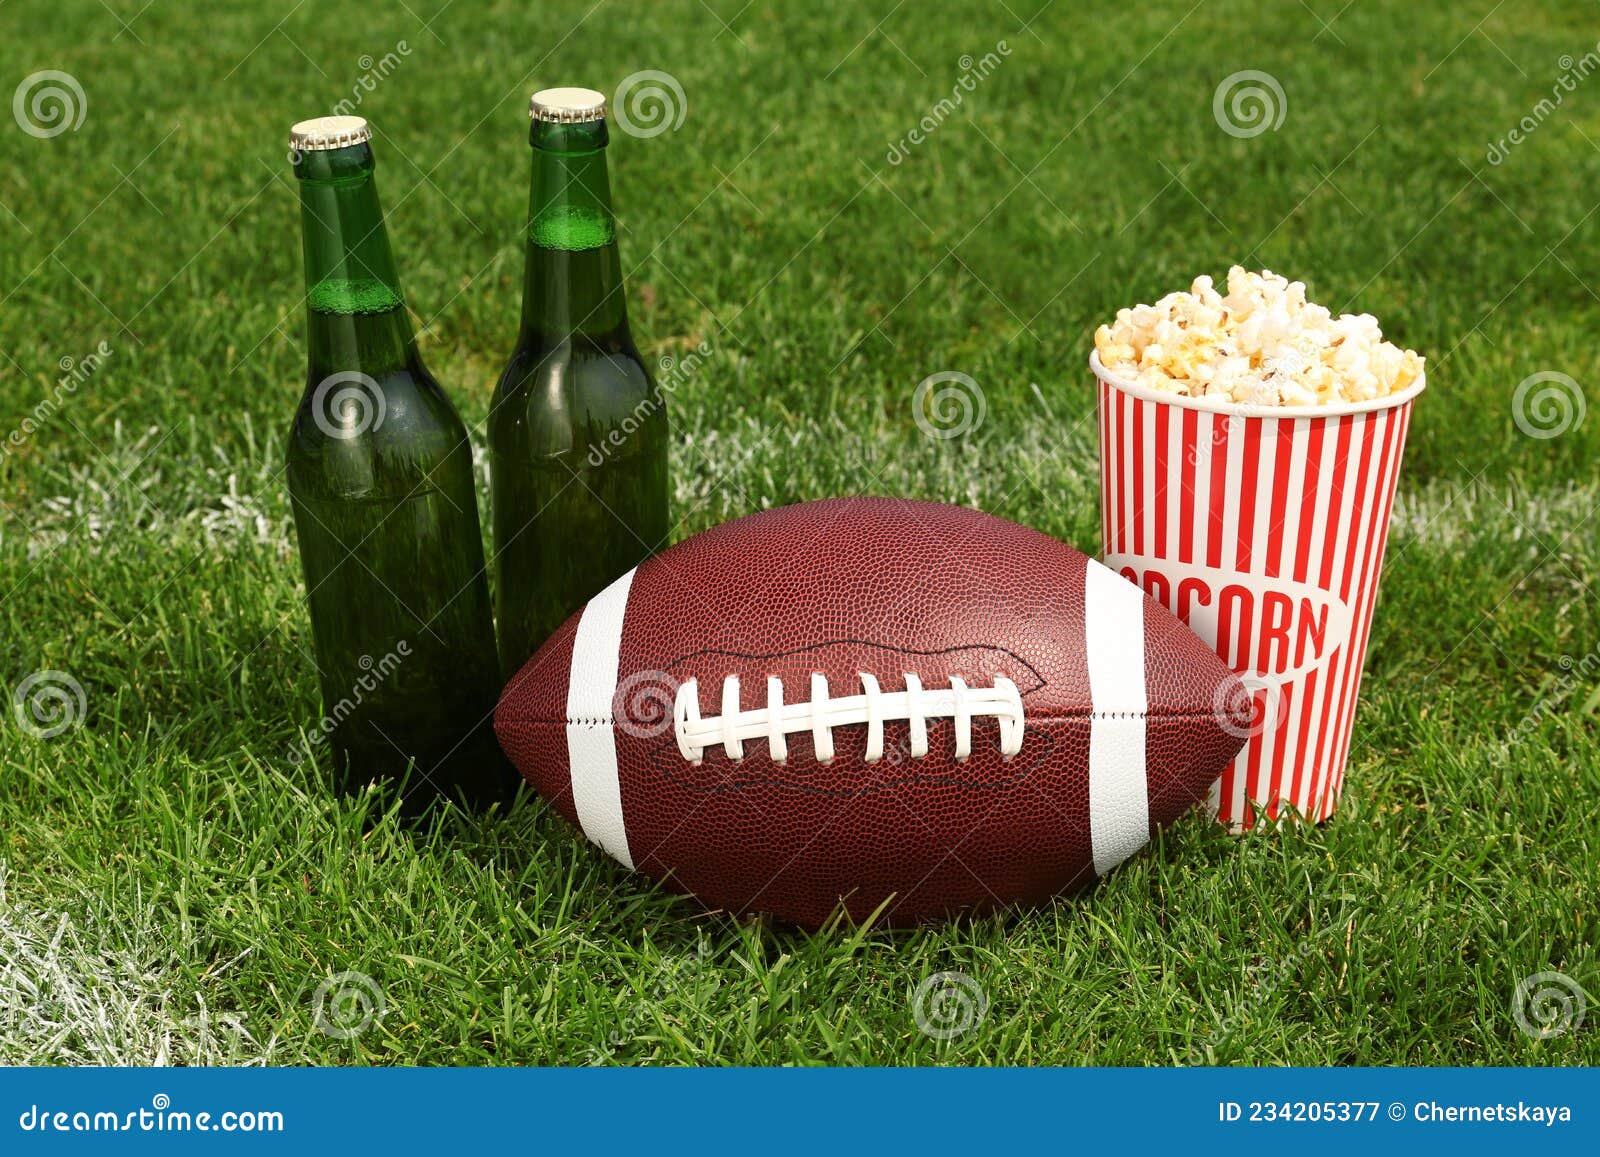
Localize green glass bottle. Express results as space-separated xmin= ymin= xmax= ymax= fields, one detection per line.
xmin=490 ymin=87 xmax=670 ymax=680
xmin=285 ymin=115 xmax=509 ymax=809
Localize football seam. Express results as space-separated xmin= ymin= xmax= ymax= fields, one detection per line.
xmin=664 ymin=638 xmax=1041 ymax=662
xmin=654 ymin=640 xmax=1048 ymax=691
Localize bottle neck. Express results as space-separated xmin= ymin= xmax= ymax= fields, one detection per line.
xmin=518 ymin=119 xmax=629 ymax=343
xmin=295 ymin=143 xmax=416 ymax=377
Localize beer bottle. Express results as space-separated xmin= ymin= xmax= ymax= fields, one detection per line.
xmin=490 ymin=87 xmax=670 ymax=679
xmin=285 ymin=115 xmax=510 ymax=809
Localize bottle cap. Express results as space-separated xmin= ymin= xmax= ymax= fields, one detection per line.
xmin=289 ymin=115 xmax=372 ymax=153
xmin=529 ymin=87 xmax=607 ymax=123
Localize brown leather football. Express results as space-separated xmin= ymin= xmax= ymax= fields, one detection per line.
xmin=495 ymin=497 xmax=1246 ymax=927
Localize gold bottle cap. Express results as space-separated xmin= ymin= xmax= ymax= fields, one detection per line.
xmin=289 ymin=115 xmax=372 ymax=152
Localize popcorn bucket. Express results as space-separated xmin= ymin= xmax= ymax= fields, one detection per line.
xmin=1091 ymin=351 xmax=1425 ymax=827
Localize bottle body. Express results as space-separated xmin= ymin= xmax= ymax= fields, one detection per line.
xmin=489 ymin=284 xmax=670 ymax=681
xmin=286 ymin=129 xmax=508 ymax=808
xmin=490 ymin=112 xmax=670 ymax=679
xmin=288 ymin=345 xmax=506 ymax=806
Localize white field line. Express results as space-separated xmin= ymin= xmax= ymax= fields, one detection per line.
xmin=1 ymin=424 xmax=291 ymax=558
xmin=0 ymin=866 xmax=275 ymax=1066
xmin=2 ymin=414 xmax=1591 ymax=559
xmin=1390 ymin=478 xmax=1600 ymax=549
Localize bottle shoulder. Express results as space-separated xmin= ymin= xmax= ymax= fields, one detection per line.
xmin=489 ymin=336 xmax=663 ymax=455
xmin=286 ymin=365 xmax=476 ymax=501
xmin=493 ymin=329 xmax=651 ymax=391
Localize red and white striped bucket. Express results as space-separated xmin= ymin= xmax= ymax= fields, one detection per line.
xmin=1091 ymin=351 xmax=1425 ymax=827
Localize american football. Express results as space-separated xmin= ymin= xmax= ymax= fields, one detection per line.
xmin=496 ymin=497 xmax=1248 ymax=927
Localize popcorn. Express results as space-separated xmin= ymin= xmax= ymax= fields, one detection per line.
xmin=1094 ymin=266 xmax=1424 ymax=406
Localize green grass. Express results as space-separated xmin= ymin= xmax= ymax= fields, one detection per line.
xmin=2 ymin=0 xmax=1598 ymax=1065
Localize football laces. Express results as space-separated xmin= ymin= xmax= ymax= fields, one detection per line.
xmin=672 ymin=672 xmax=1025 ymax=765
